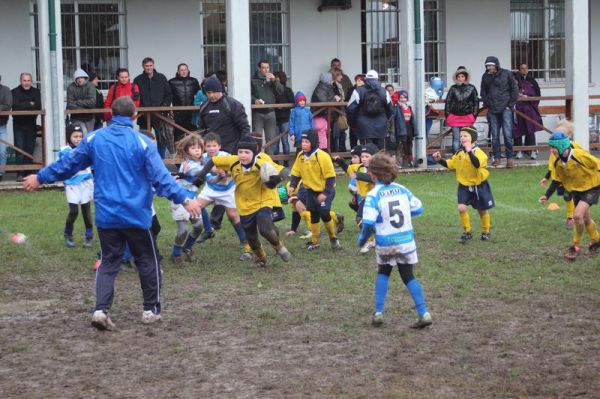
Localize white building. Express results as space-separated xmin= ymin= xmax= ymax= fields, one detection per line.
xmin=0 ymin=0 xmax=598 ymax=165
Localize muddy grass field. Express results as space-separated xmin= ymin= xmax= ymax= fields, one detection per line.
xmin=1 ymin=168 xmax=599 ymax=398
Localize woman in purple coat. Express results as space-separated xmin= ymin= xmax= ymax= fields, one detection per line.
xmin=513 ymin=63 xmax=543 ymax=160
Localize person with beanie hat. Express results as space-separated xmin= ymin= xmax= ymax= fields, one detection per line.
xmin=547 ymin=131 xmax=600 ymax=260
xmin=194 ymin=134 xmax=292 ymax=267
xmin=480 ymin=56 xmax=519 ymax=168
xmin=432 ymin=126 xmax=495 ymax=243
xmin=59 ymin=123 xmax=94 ymax=248
xmin=289 ymin=129 xmax=342 ymax=251
xmin=66 ymin=68 xmax=97 ymax=133
xmin=445 ymin=66 xmax=479 ymax=152
xmin=288 ymin=91 xmax=314 ymax=152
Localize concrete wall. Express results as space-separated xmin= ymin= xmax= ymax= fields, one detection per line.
xmin=0 ymin=1 xmax=35 ymax=86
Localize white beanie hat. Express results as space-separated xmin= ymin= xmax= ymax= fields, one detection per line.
xmin=73 ymin=68 xmax=89 ymax=80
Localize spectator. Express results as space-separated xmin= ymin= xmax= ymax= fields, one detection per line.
xmin=347 ymin=74 xmax=365 ymax=148
xmin=385 ymin=84 xmax=395 ymax=97
xmin=346 ymin=69 xmax=392 ymax=150
xmin=480 ymin=56 xmax=519 ymax=168
xmin=251 ymin=60 xmax=284 ymax=155
xmin=199 ymin=74 xmax=251 ymax=154
xmin=312 ymin=72 xmax=338 ymax=151
xmin=513 ymin=63 xmax=542 ymax=160
xmin=288 ymin=91 xmax=314 ymax=153
xmin=23 ymin=96 xmax=201 ymax=330
xmin=445 ymin=66 xmax=479 ymax=152
xmin=332 ymin=68 xmax=347 ymax=152
xmin=134 ymin=57 xmax=173 ymax=158
xmin=12 ymin=73 xmax=41 ymax=181
xmin=104 ymin=68 xmax=140 ymax=123
xmin=329 ymin=58 xmax=353 ymax=101
xmin=66 ymin=69 xmax=96 ymax=133
xmin=88 ymin=72 xmax=104 ymax=130
xmin=169 ymin=63 xmax=200 ymax=142
xmin=0 ymin=75 xmax=12 ymax=182
xmin=273 ymin=71 xmax=294 ymax=160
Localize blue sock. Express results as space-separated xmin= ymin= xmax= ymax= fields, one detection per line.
xmin=172 ymin=245 xmax=182 ymax=257
xmin=201 ymin=209 xmax=213 ymax=232
xmin=123 ymin=243 xmax=132 ymax=262
xmin=64 ymin=225 xmax=73 ymax=237
xmin=374 ymin=273 xmax=390 ymax=313
xmin=184 ymin=234 xmax=197 ymax=250
xmin=233 ymin=222 xmax=246 ymax=244
xmin=406 ymin=279 xmax=428 ymax=317
xmin=85 ymin=227 xmax=93 ymax=240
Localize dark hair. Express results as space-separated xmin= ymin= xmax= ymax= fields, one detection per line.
xmin=385 ymin=84 xmax=394 ymax=90
xmin=111 ymin=96 xmax=136 ymax=117
xmin=354 ymin=74 xmax=365 ymax=82
xmin=368 ymin=153 xmax=398 ymax=185
xmin=257 ymin=59 xmax=269 ymax=68
xmin=142 ymin=57 xmax=154 ymax=65
xmin=203 ymin=132 xmax=221 ymax=145
xmin=330 ymin=58 xmax=341 ymax=65
xmin=115 ymin=68 xmax=129 ymax=78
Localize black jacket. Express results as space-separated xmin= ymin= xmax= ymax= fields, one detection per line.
xmin=274 ymin=85 xmax=295 ymax=125
xmin=445 ymin=84 xmax=479 ymax=117
xmin=133 ymin=70 xmax=172 ymax=107
xmin=480 ymin=58 xmax=518 ymax=114
xmin=311 ymin=81 xmax=336 ymax=103
xmin=346 ymin=79 xmax=392 ymax=140
xmin=199 ymin=95 xmax=251 ymax=154
xmin=169 ymin=75 xmax=200 ymax=107
xmin=11 ymin=86 xmax=41 ymax=125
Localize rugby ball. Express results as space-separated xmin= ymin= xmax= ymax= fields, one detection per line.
xmin=11 ymin=233 xmax=27 ymax=244
xmin=259 ymin=162 xmax=280 ymax=183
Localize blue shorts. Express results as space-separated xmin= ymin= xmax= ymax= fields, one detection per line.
xmin=457 ymin=181 xmax=495 ymax=210
xmin=305 ymin=189 xmax=335 ymax=213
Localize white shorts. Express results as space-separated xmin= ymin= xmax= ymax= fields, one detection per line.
xmin=376 ymin=250 xmax=418 ymax=266
xmin=198 ymin=185 xmax=236 ymax=209
xmin=65 ymin=179 xmax=94 ymax=205
xmin=171 ymin=202 xmax=196 ymax=222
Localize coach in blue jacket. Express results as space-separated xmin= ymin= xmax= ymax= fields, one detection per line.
xmin=23 ymin=96 xmax=201 ymax=331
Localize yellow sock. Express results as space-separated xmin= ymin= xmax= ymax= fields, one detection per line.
xmin=253 ymin=245 xmax=267 ymax=262
xmin=574 ymin=224 xmax=584 ymax=246
xmin=324 ymin=219 xmax=336 ymax=239
xmin=310 ymin=220 xmax=321 ymax=244
xmin=301 ymin=211 xmax=312 ymax=231
xmin=565 ymin=199 xmax=575 ymax=219
xmin=585 ymin=220 xmax=600 ymax=242
xmin=459 ymin=211 xmax=471 ymax=232
xmin=329 ymin=211 xmax=338 ymax=224
xmin=480 ymin=212 xmax=491 ymax=234
xmin=244 ymin=242 xmax=252 ymax=252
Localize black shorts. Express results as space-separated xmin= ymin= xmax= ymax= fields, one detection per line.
xmin=457 ymin=181 xmax=495 ymax=210
xmin=305 ymin=189 xmax=335 ymax=213
xmin=240 ymin=207 xmax=273 ymax=230
xmin=572 ymin=186 xmax=600 ymax=206
xmin=556 ymin=185 xmax=573 ymax=201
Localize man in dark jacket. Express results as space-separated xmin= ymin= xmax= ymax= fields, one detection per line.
xmin=12 ymin=72 xmax=41 ymax=180
xmin=345 ymin=70 xmax=392 ymax=150
xmin=480 ymin=56 xmax=519 ymax=168
xmin=251 ymin=60 xmax=284 ymax=155
xmin=199 ymin=75 xmax=251 ymax=154
xmin=169 ymin=63 xmax=200 ymax=142
xmin=134 ymin=57 xmax=173 ymax=157
xmin=0 ymin=75 xmax=12 ymax=182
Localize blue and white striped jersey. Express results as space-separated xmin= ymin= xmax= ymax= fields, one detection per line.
xmin=202 ymin=151 xmax=235 ymax=192
xmin=362 ymin=182 xmax=424 ymax=256
xmin=177 ymin=158 xmax=204 ymax=193
xmin=59 ymin=146 xmax=93 ymax=186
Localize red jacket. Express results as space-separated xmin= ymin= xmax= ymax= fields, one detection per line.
xmin=104 ymin=82 xmax=140 ymax=121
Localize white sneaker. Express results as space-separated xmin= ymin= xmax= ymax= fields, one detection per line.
xmin=239 ymin=252 xmax=253 ymax=261
xmin=411 ymin=312 xmax=433 ymax=329
xmin=359 ymin=241 xmax=374 ymax=254
xmin=372 ymin=312 xmax=384 ymax=327
xmin=277 ymin=246 xmax=292 ymax=262
xmin=91 ymin=310 xmax=116 ymax=331
xmin=530 ymin=151 xmax=538 ymax=160
xmin=515 ymin=151 xmax=523 ymax=159
xmin=141 ymin=310 xmax=162 ymax=324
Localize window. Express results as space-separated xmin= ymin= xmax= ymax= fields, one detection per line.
xmin=511 ymin=0 xmax=565 ymax=82
xmin=31 ymin=0 xmax=127 ymax=90
xmin=200 ymin=0 xmax=290 ymax=77
xmin=361 ymin=0 xmax=445 ymax=84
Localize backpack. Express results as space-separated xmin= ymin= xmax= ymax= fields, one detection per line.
xmin=361 ymin=87 xmax=385 ymax=116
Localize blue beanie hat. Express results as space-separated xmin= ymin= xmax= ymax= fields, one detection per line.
xmin=548 ymin=132 xmax=571 ymax=155
xmin=203 ymin=74 xmax=223 ymax=93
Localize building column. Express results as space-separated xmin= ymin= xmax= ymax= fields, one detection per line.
xmin=411 ymin=0 xmax=427 ymax=168
xmin=225 ymin=0 xmax=252 ymax=124
xmin=565 ymin=0 xmax=589 ymax=150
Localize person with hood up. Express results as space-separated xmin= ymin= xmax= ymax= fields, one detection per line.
xmin=66 ymin=68 xmax=97 ymax=133
xmin=288 ymin=91 xmax=314 ymax=153
xmin=445 ymin=66 xmax=479 ymax=152
xmin=480 ymin=56 xmax=519 ymax=168
xmin=345 ymin=70 xmax=392 ymax=150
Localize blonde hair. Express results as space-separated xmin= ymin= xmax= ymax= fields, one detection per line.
xmin=177 ymin=133 xmax=204 ymax=158
xmin=368 ymin=153 xmax=398 ymax=185
xmin=556 ymin=120 xmax=575 ymax=139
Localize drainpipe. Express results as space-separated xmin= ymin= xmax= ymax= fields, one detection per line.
xmin=413 ymin=0 xmax=427 ymax=168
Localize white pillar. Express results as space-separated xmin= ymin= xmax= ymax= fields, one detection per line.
xmin=53 ymin=0 xmax=65 ymax=157
xmin=38 ymin=0 xmax=54 ymax=164
xmin=225 ymin=0 xmax=252 ymax=124
xmin=412 ymin=0 xmax=427 ymax=168
xmin=565 ymin=0 xmax=589 ymax=150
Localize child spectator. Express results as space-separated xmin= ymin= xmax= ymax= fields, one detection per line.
xmin=432 ymin=126 xmax=495 ymax=243
xmin=390 ymin=91 xmax=409 ymax=168
xmin=288 ymin=129 xmax=341 ymax=250
xmin=357 ymin=152 xmax=432 ymax=328
xmin=547 ymin=132 xmax=600 ymax=260
xmin=288 ymin=91 xmax=314 ymax=153
xmin=170 ymin=134 xmax=206 ymax=263
xmin=397 ymin=90 xmax=416 ymax=167
xmin=313 ymin=115 xmax=329 ymax=151
xmin=60 ymin=124 xmax=94 ymax=248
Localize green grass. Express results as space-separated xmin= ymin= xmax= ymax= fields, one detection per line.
xmin=1 ymin=166 xmax=599 ymax=397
